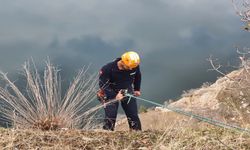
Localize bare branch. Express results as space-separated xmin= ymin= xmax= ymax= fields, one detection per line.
xmin=207 ymin=55 xmax=234 ymax=80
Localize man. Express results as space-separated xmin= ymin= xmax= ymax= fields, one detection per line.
xmin=98 ymin=51 xmax=142 ymax=131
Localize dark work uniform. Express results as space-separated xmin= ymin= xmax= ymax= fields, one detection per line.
xmin=99 ymin=58 xmax=142 ymax=131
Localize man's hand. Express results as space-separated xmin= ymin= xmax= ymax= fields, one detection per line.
xmin=134 ymin=91 xmax=141 ymax=97
xmin=116 ymin=90 xmax=124 ymax=101
xmin=97 ymin=89 xmax=106 ymax=104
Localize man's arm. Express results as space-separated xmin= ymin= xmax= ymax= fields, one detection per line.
xmin=99 ymin=65 xmax=116 ymax=99
xmin=133 ymin=66 xmax=141 ymax=96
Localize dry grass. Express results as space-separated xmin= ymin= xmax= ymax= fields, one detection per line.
xmin=0 ymin=123 xmax=249 ymax=150
xmin=0 ymin=60 xmax=101 ymax=130
xmin=206 ymin=52 xmax=250 ymax=125
xmin=215 ymin=68 xmax=250 ymax=124
xmin=115 ymin=109 xmax=250 ymax=149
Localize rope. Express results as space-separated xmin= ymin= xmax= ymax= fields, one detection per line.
xmin=126 ymin=93 xmax=250 ymax=134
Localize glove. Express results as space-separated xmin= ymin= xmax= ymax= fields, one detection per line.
xmin=97 ymin=89 xmax=107 ymax=104
xmin=116 ymin=89 xmax=128 ymax=101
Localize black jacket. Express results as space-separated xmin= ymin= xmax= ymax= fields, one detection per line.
xmin=99 ymin=58 xmax=141 ymax=99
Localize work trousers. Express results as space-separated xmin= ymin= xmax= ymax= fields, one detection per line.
xmin=103 ymin=96 xmax=142 ymax=131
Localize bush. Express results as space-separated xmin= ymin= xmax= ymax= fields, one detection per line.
xmin=0 ymin=60 xmax=100 ymax=130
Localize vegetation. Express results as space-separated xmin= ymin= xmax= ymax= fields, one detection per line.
xmin=0 ymin=123 xmax=249 ymax=149
xmin=0 ymin=60 xmax=100 ymax=130
xmin=139 ymin=105 xmax=148 ymax=113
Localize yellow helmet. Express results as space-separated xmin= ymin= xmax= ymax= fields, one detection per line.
xmin=121 ymin=51 xmax=140 ymax=69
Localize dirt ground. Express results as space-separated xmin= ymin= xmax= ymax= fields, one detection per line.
xmin=116 ymin=110 xmax=202 ymax=131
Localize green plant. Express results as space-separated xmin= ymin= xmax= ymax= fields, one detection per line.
xmin=139 ymin=105 xmax=148 ymax=113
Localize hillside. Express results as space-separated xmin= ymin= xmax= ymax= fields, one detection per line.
xmin=1 ymin=68 xmax=250 ymax=149
xmin=0 ymin=125 xmax=249 ymax=149
xmin=170 ymin=68 xmax=250 ymax=125
xmin=117 ymin=68 xmax=250 ymax=130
